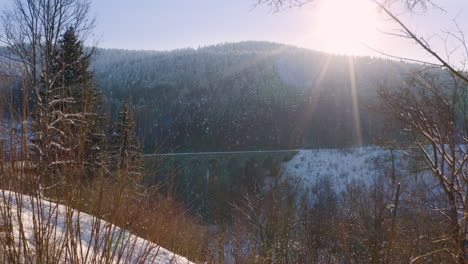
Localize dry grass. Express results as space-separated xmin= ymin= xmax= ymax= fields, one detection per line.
xmin=0 ymin=122 xmax=206 ymax=264
xmin=122 ymin=193 xmax=211 ymax=263
xmin=77 ymin=181 xmax=212 ymax=263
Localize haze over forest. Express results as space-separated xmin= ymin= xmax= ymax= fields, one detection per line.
xmin=92 ymin=42 xmax=416 ymax=152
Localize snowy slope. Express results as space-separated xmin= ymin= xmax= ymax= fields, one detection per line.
xmin=0 ymin=190 xmax=193 ymax=264
xmin=281 ymin=146 xmax=401 ymax=194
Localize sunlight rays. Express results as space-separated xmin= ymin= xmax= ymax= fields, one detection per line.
xmin=287 ymin=55 xmax=331 ymax=147
xmin=347 ymin=56 xmax=363 ymax=147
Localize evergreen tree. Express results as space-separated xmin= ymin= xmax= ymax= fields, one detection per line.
xmin=33 ymin=27 xmax=104 ymax=181
xmin=109 ymin=100 xmax=143 ymax=181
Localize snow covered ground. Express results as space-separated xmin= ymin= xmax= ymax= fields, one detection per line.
xmin=281 ymin=146 xmax=402 ymax=195
xmin=0 ymin=190 xmax=193 ymax=264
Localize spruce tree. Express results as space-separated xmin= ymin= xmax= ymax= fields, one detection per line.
xmin=109 ymin=100 xmax=143 ymax=181
xmin=33 ymin=27 xmax=104 ymax=182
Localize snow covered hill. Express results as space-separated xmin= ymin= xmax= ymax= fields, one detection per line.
xmin=0 ymin=190 xmax=193 ymax=264
xmin=281 ymin=146 xmax=403 ymax=195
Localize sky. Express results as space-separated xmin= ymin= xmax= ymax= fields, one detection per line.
xmin=0 ymin=0 xmax=467 ymax=63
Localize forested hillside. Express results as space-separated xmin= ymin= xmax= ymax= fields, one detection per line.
xmin=93 ymin=41 xmax=416 ymax=153
xmin=2 ymin=41 xmax=419 ymax=153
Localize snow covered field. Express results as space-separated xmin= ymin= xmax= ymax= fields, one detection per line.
xmin=0 ymin=190 xmax=193 ymax=264
xmin=281 ymin=146 xmax=402 ymax=194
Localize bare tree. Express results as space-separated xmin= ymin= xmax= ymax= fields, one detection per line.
xmin=373 ymin=1 xmax=468 ymax=84
xmin=0 ymin=0 xmax=98 ymax=184
xmin=255 ymin=0 xmax=468 ymax=262
xmin=0 ymin=0 xmax=95 ymax=86
xmin=253 ymin=0 xmax=314 ymax=10
xmin=380 ymin=71 xmax=467 ymax=263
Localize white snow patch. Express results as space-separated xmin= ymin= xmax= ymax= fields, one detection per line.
xmin=0 ymin=190 xmax=194 ymax=264
xmin=282 ymin=146 xmax=400 ymax=194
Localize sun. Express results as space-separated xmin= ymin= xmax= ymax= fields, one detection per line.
xmin=310 ymin=0 xmax=380 ymax=55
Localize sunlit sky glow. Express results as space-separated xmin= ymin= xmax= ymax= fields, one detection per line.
xmin=311 ymin=0 xmax=381 ymax=55
xmin=0 ymin=0 xmax=467 ymax=62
